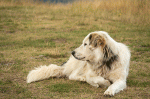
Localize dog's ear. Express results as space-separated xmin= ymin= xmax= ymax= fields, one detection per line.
xmin=89 ymin=33 xmax=105 ymax=48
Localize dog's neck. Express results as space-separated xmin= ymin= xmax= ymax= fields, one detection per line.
xmin=87 ymin=61 xmax=110 ymax=78
xmin=87 ymin=55 xmax=118 ymax=77
xmin=87 ymin=60 xmax=103 ymax=70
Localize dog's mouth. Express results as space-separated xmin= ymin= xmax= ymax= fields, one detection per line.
xmin=73 ymin=55 xmax=85 ymax=60
xmin=72 ymin=51 xmax=85 ymax=60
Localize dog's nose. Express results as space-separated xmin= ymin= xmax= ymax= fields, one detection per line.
xmin=71 ymin=51 xmax=75 ymax=56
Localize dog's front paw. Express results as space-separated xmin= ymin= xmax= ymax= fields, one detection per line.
xmin=104 ymin=88 xmax=115 ymax=96
xmin=104 ymin=80 xmax=111 ymax=87
xmin=79 ymin=77 xmax=86 ymax=82
xmin=98 ymin=80 xmax=111 ymax=88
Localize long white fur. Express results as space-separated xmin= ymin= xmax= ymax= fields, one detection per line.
xmin=27 ymin=64 xmax=64 ymax=83
xmin=27 ymin=31 xmax=130 ymax=96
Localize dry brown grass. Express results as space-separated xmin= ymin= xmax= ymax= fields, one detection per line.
xmin=1 ymin=0 xmax=149 ymax=25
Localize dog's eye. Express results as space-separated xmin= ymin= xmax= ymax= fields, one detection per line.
xmin=84 ymin=43 xmax=87 ymax=46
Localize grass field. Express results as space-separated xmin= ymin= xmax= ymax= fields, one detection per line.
xmin=0 ymin=0 xmax=150 ymax=98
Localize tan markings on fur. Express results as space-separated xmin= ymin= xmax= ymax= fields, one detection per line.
xmin=89 ymin=33 xmax=106 ymax=49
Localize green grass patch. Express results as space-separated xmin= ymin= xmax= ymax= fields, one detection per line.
xmin=43 ymin=53 xmax=67 ymax=58
xmin=46 ymin=83 xmax=78 ymax=93
xmin=127 ymin=79 xmax=150 ymax=87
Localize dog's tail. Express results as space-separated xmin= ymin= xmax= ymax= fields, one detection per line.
xmin=27 ymin=64 xmax=64 ymax=83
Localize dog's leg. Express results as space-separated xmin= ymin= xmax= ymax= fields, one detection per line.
xmin=86 ymin=76 xmax=111 ymax=88
xmin=69 ymin=75 xmax=86 ymax=82
xmin=104 ymin=79 xmax=126 ymax=96
xmin=68 ymin=70 xmax=86 ymax=82
xmin=27 ymin=64 xmax=64 ymax=83
xmin=104 ymin=68 xmax=128 ymax=96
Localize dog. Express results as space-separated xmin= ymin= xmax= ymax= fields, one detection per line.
xmin=27 ymin=31 xmax=131 ymax=96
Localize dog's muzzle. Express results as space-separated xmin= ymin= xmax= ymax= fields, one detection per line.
xmin=71 ymin=51 xmax=85 ymax=60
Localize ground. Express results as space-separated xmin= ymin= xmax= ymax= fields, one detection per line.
xmin=0 ymin=0 xmax=150 ymax=98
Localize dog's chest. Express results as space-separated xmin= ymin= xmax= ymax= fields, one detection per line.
xmin=93 ymin=65 xmax=110 ymax=78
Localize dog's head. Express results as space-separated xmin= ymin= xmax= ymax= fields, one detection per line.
xmin=72 ymin=31 xmax=118 ymax=66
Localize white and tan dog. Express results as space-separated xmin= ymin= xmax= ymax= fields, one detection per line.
xmin=27 ymin=31 xmax=131 ymax=96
